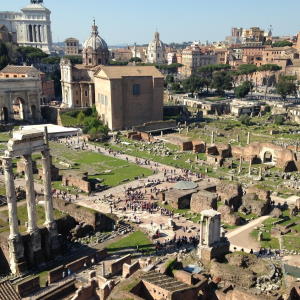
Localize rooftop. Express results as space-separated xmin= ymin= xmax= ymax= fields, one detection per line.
xmin=0 ymin=65 xmax=42 ymax=75
xmin=95 ymin=65 xmax=164 ymax=79
xmin=142 ymin=271 xmax=191 ymax=292
xmin=0 ymin=280 xmax=21 ymax=300
xmin=174 ymin=181 xmax=198 ymax=190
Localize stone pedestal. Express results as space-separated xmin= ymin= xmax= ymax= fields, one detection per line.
xmin=198 ymin=240 xmax=230 ymax=264
xmin=8 ymin=235 xmax=27 ymax=274
xmin=42 ymin=148 xmax=60 ymax=258
xmin=27 ymin=229 xmax=44 ymax=266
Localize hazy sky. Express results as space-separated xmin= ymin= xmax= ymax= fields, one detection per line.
xmin=2 ymin=0 xmax=300 ymax=45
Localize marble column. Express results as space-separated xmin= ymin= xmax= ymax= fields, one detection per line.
xmin=23 ymin=154 xmax=37 ymax=233
xmin=211 ymin=131 xmax=215 ymax=144
xmin=38 ymin=25 xmax=41 ymax=43
xmin=41 ymin=148 xmax=54 ymax=227
xmin=199 ymin=220 xmax=203 ymax=246
xmin=205 ymin=217 xmax=210 ymax=246
xmin=247 ymin=132 xmax=251 ymax=145
xmin=33 ymin=25 xmax=37 ymax=42
xmin=3 ymin=156 xmax=25 ymax=274
xmin=3 ymin=157 xmax=19 ymax=239
xmin=88 ymin=84 xmax=93 ymax=107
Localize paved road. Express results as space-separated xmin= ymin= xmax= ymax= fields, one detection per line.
xmin=226 ymin=216 xmax=270 ymax=252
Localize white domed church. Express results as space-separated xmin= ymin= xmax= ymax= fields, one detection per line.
xmin=82 ymin=20 xmax=109 ymax=66
xmin=60 ymin=21 xmax=110 ymax=108
xmin=147 ymin=32 xmax=166 ymax=64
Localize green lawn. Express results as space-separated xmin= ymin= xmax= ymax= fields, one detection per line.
xmin=0 ymin=204 xmax=66 ymax=233
xmin=98 ymin=137 xmax=207 ymax=173
xmin=282 ymin=235 xmax=300 ymax=251
xmin=107 ymin=231 xmax=154 ymax=253
xmin=49 ymin=142 xmax=153 ymax=188
xmin=250 ymin=211 xmax=300 ymax=250
xmin=159 ymin=202 xmax=202 ymax=223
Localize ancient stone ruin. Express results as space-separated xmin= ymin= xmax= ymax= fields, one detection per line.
xmin=198 ymin=209 xmax=230 ymax=262
xmin=1 ymin=128 xmax=60 ymax=274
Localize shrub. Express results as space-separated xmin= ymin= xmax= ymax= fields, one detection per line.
xmin=239 ymin=115 xmax=252 ymax=126
xmin=274 ymin=115 xmax=285 ymax=125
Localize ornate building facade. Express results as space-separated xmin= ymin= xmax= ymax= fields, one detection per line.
xmin=147 ymin=32 xmax=166 ymax=64
xmin=60 ymin=21 xmax=109 ymax=108
xmin=0 ymin=0 xmax=52 ymax=53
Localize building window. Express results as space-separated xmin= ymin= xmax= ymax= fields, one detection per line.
xmin=132 ymin=84 xmax=140 ymax=96
xmin=84 ymin=90 xmax=88 ymax=97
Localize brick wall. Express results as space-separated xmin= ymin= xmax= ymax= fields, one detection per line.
xmin=53 ymin=198 xmax=115 ymax=231
xmin=62 ymin=175 xmax=91 ymax=194
xmin=108 ymin=254 xmax=131 ymax=275
xmin=123 ymin=261 xmax=140 ymax=278
xmin=16 ymin=276 xmax=40 ymax=297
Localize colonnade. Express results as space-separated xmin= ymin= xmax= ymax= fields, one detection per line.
xmin=2 ymin=129 xmax=57 ymax=273
xmin=199 ymin=211 xmax=221 ymax=247
xmin=28 ymin=24 xmax=47 ymax=43
xmin=3 ymin=149 xmax=54 ymax=237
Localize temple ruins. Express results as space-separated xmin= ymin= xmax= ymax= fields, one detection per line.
xmin=198 ymin=209 xmax=230 ymax=262
xmin=2 ymin=128 xmax=60 ymax=274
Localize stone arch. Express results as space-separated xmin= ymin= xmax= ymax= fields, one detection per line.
xmin=12 ymin=97 xmax=25 ymax=120
xmin=263 ymin=151 xmax=273 ymax=163
xmin=1 ymin=107 xmax=9 ymax=123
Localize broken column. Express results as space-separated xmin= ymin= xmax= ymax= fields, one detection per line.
xmin=247 ymin=132 xmax=251 ymax=145
xmin=248 ymin=158 xmax=252 ymax=176
xmin=211 ymin=131 xmax=215 ymax=144
xmin=3 ymin=156 xmax=26 ymax=274
xmin=198 ymin=209 xmax=229 ymax=262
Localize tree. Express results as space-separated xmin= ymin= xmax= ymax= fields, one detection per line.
xmin=235 ymin=81 xmax=252 ymax=98
xmin=64 ymin=55 xmax=83 ymax=64
xmin=237 ymin=64 xmax=257 ymax=95
xmin=77 ymin=111 xmax=86 ymax=125
xmin=258 ymin=64 xmax=282 ymax=99
xmin=273 ymin=115 xmax=285 ymax=125
xmin=211 ymin=71 xmax=233 ymax=95
xmin=272 ymin=41 xmax=293 ymax=47
xmin=182 ymin=75 xmax=204 ymax=94
xmin=109 ymin=60 xmax=128 ymax=66
xmin=276 ymin=75 xmax=297 ymax=100
xmin=239 ymin=115 xmax=252 ymax=126
xmin=0 ymin=42 xmax=9 ymax=70
xmin=129 ymin=57 xmax=142 ymax=63
xmin=41 ymin=56 xmax=61 ymax=64
xmin=49 ymin=69 xmax=61 ymax=98
xmin=17 ymin=46 xmax=48 ymax=64
xmin=169 ymin=82 xmax=182 ymax=93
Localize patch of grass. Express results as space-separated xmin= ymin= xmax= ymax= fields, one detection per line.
xmin=282 ymin=235 xmax=300 ymax=251
xmin=0 ymin=204 xmax=66 ymax=233
xmin=107 ymin=231 xmax=154 ymax=253
xmin=49 ymin=142 xmax=153 ymax=188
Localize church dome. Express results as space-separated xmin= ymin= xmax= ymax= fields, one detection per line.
xmin=147 ymin=32 xmax=165 ymax=64
xmin=148 ymin=32 xmax=164 ymax=51
xmin=83 ymin=21 xmax=108 ymax=52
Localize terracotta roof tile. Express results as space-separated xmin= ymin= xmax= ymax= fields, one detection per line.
xmin=0 ymin=281 xmax=21 ymax=300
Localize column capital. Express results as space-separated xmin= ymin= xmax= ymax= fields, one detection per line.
xmin=2 ymin=156 xmax=13 ymax=170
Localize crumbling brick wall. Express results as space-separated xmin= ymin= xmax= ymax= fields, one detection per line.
xmin=190 ymin=191 xmax=217 ymax=213
xmin=53 ymin=198 xmax=115 ymax=231
xmin=62 ymin=174 xmax=91 ymax=194
xmin=108 ymin=254 xmax=131 ymax=276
